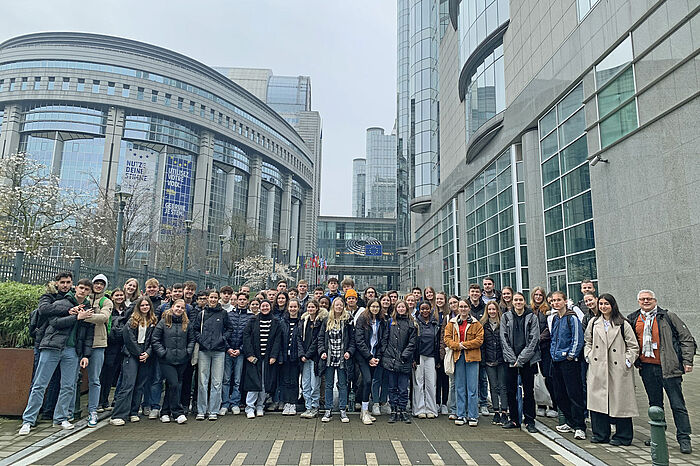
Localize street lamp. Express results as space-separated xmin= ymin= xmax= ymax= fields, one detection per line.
xmin=218 ymin=234 xmax=226 ymax=276
xmin=183 ymin=219 xmax=193 ymax=275
xmin=112 ymin=191 xmax=132 ymax=284
xmin=270 ymin=242 xmax=278 ymax=288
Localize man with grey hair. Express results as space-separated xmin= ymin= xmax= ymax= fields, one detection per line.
xmin=627 ymin=290 xmax=696 ymax=454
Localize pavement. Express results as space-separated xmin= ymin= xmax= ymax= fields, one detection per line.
xmin=0 ymin=369 xmax=698 ymax=465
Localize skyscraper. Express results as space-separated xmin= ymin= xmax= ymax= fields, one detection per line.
xmin=352 ymin=158 xmax=366 ymax=217
xmin=366 ymin=127 xmax=397 ymax=219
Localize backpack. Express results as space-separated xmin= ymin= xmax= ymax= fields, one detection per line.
xmin=666 ymin=314 xmax=698 ymax=372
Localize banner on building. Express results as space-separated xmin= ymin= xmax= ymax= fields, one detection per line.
xmin=161 ymin=154 xmax=194 ymax=233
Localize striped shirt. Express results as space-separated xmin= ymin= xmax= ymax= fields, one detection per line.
xmin=260 ymin=317 xmax=272 ymax=356
xmin=287 ymin=316 xmax=299 ymax=355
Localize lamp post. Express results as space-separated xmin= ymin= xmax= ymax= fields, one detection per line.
xmin=218 ymin=234 xmax=226 ymax=277
xmin=183 ymin=219 xmax=193 ymax=275
xmin=270 ymin=242 xmax=278 ymax=288
xmin=112 ymin=191 xmax=132 ymax=284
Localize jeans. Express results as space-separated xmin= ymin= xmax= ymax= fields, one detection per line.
xmin=478 ymin=362 xmax=489 ymax=407
xmin=454 ymin=354 xmax=479 ymax=420
xmin=371 ymin=366 xmax=388 ymax=404
xmin=436 ymin=362 xmax=449 ymax=405
xmin=485 ymin=363 xmax=508 ymax=412
xmin=245 ymin=361 xmax=267 ymax=415
xmin=197 ymin=351 xmax=225 ymax=415
xmin=387 ymin=370 xmax=410 ymax=411
xmin=280 ymin=361 xmax=300 ymax=404
xmin=146 ymin=358 xmax=163 ymax=410
xmin=506 ymin=363 xmax=536 ymax=425
xmin=301 ymin=360 xmax=320 ymax=409
xmin=22 ymin=347 xmax=79 ymax=425
xmin=552 ymin=359 xmax=586 ymax=431
xmin=99 ymin=353 xmax=121 ymax=408
xmin=160 ymin=362 xmax=186 ymax=417
xmin=31 ymin=348 xmax=60 ymax=418
xmin=447 ymin=374 xmax=456 ymax=414
xmin=640 ymin=362 xmax=691 ymax=442
xmin=87 ymin=347 xmax=105 ymax=413
xmin=325 ymin=366 xmax=347 ymax=410
xmin=111 ymin=356 xmax=153 ymax=420
xmin=222 ymin=354 xmax=244 ymax=408
xmin=413 ymin=355 xmax=438 ymax=416
xmin=356 ymin=357 xmax=376 ymax=403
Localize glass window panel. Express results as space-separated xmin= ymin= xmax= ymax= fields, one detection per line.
xmin=548 ymin=258 xmax=566 ymax=271
xmin=560 ymin=135 xmax=588 ymax=172
xmin=561 ymin=164 xmax=590 ymax=200
xmin=475 ymin=187 xmax=485 ymax=205
xmin=567 ymin=251 xmax=598 ymax=282
xmin=565 ymin=221 xmax=595 ymax=254
xmin=475 ymin=205 xmax=486 ymax=224
xmin=466 ymin=228 xmax=476 ymax=245
xmin=543 ymin=180 xmax=561 ymax=209
xmin=486 ymin=216 xmax=499 ymax=236
xmin=500 ymin=227 xmax=514 ymax=249
xmin=546 ymin=232 xmax=565 ymax=259
xmin=559 ymin=108 xmax=586 ymax=148
xmin=501 ymin=248 xmax=516 ymax=269
xmin=544 ymin=205 xmax=563 ymax=233
xmin=600 ymin=100 xmax=638 ymax=147
xmin=563 ymin=191 xmax=593 ymax=226
xmin=497 ymin=151 xmax=510 ymax=172
xmin=557 ymin=83 xmax=584 ymax=122
xmin=598 ymin=67 xmax=635 ymax=118
xmin=520 ymin=246 xmax=529 ymax=266
xmin=542 ymin=154 xmax=560 ymax=185
xmin=485 ymin=198 xmax=498 ymax=217
xmin=499 ymin=207 xmax=513 ymax=229
xmin=476 ymin=223 xmax=486 ymax=241
xmin=541 ymin=131 xmax=558 ymax=161
xmin=497 ymin=188 xmax=512 ymax=211
xmin=477 ymin=258 xmax=488 ymax=275
xmin=468 ymin=244 xmax=477 ymax=261
xmin=497 ymin=166 xmax=511 ymax=192
xmin=466 ymin=212 xmax=476 ymax=229
xmin=468 ymin=261 xmax=477 ymax=278
xmin=487 ymin=234 xmax=499 ymax=254
xmin=488 ymin=253 xmax=500 ymax=273
xmin=519 ymin=223 xmax=527 ymax=244
xmin=595 ymin=36 xmax=633 ymax=88
xmin=485 ymin=179 xmax=497 ymax=200
xmin=540 ymin=108 xmax=557 ymax=139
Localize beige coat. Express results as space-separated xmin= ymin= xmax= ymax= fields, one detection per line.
xmin=85 ymin=292 xmax=113 ymax=348
xmin=584 ymin=317 xmax=639 ymax=418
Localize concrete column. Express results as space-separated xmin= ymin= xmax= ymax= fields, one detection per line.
xmin=263 ymin=185 xmax=275 ymax=257
xmin=522 ymin=129 xmax=547 ymax=288
xmin=192 ymin=130 xmax=214 ymax=231
xmin=289 ymin=199 xmax=300 ymax=266
xmin=246 ymin=154 xmax=262 ymax=234
xmin=100 ymin=106 xmax=125 ymax=194
xmin=279 ymin=173 xmax=293 ymax=263
xmin=0 ymin=104 xmax=22 ymax=159
xmin=50 ymin=133 xmax=64 ymax=177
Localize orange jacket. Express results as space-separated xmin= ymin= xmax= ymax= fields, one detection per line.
xmin=444 ymin=316 xmax=483 ymax=363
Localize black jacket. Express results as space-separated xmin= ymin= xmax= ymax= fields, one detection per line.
xmin=227 ymin=307 xmax=254 ymax=351
xmin=192 ymin=305 xmax=234 ymax=352
xmin=381 ymin=314 xmax=417 ymax=374
xmin=318 ymin=316 xmax=355 ymax=374
xmin=279 ymin=313 xmax=301 ymax=363
xmin=415 ymin=315 xmax=440 ymax=362
xmin=121 ymin=322 xmax=154 ymax=359
xmin=296 ymin=309 xmax=328 ymax=363
xmin=31 ymin=283 xmax=67 ymax=349
xmin=105 ymin=306 xmax=129 ymax=362
xmin=242 ymin=314 xmax=283 ymax=393
xmin=152 ymin=315 xmax=195 ymax=365
xmin=481 ymin=320 xmax=505 ymax=365
xmin=469 ymin=299 xmax=486 ymax=321
xmin=39 ymin=293 xmax=94 ymax=358
xmin=355 ymin=313 xmax=388 ymax=361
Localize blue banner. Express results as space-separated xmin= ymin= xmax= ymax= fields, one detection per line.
xmin=161 ymin=154 xmax=193 ymax=233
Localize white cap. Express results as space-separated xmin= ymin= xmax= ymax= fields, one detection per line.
xmin=92 ymin=273 xmax=108 ymax=288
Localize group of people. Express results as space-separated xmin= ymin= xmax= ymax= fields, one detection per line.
xmin=18 ymin=273 xmax=696 ymax=454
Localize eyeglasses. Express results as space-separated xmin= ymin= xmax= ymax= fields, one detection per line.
xmin=638 ymin=297 xmax=656 ymax=301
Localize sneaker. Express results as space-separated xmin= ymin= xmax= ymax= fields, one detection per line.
xmin=195 ymin=414 xmax=205 ymax=421
xmin=281 ymin=403 xmax=289 ymax=415
xmin=160 ymin=414 xmax=171 ymax=423
xmin=556 ymin=423 xmax=575 ymax=433
xmin=381 ymin=403 xmax=391 ymax=415
xmin=372 ymin=404 xmax=381 ymax=417
xmin=309 ymin=408 xmax=319 ymax=418
xmin=468 ymin=418 xmax=478 ymax=427
xmin=246 ymin=411 xmax=255 ymax=419
xmin=480 ymin=406 xmax=490 ymax=416
xmin=449 ymin=413 xmax=457 ymax=420
xmin=288 ymin=404 xmax=296 ymax=415
xmin=545 ymin=409 xmax=558 ymax=418
xmin=502 ymin=420 xmax=519 ymax=429
xmin=18 ymin=423 xmax=31 ymax=435
xmin=492 ymin=413 xmax=501 ymax=425
xmin=574 ymin=429 xmax=586 ymax=440
xmin=322 ymin=410 xmax=332 ymax=422
xmin=96 ymin=406 xmax=105 ymax=413
xmin=176 ymin=415 xmax=187 ymax=424
xmin=256 ymin=407 xmax=264 ymax=417
xmin=109 ymin=418 xmax=125 ymax=426
xmin=231 ymin=406 xmax=241 ymax=415
xmin=389 ymin=411 xmax=398 ymax=424
xmin=218 ymin=407 xmax=228 ymax=416
xmin=537 ymin=407 xmax=546 ymax=417
xmin=148 ymin=409 xmax=159 ymax=420
xmin=440 ymin=405 xmax=448 ymax=415
xmin=401 ymin=411 xmax=412 ymax=424
xmin=88 ymin=412 xmax=98 ymax=428
xmin=526 ymin=423 xmax=537 ymax=433
xmin=427 ymin=413 xmax=436 ymax=419
xmin=129 ymin=415 xmax=140 ymax=423
xmin=417 ymin=413 xmax=427 ymax=419
xmin=454 ymin=417 xmax=466 ymax=426
xmin=361 ymin=409 xmax=373 ymax=425
xmin=300 ymin=409 xmax=312 ymax=419
xmin=208 ymin=414 xmax=218 ymax=421
xmin=680 ymin=439 xmax=693 ymax=454
xmin=340 ymin=410 xmax=349 ymax=423
xmin=105 ymin=405 xmax=113 ymax=411
xmin=267 ymin=401 xmax=279 ymax=412
xmin=142 ymin=407 xmax=150 ymax=416
xmin=59 ymin=420 xmax=74 ymax=430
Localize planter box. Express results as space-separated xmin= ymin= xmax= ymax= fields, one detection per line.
xmin=0 ymin=348 xmax=34 ymax=416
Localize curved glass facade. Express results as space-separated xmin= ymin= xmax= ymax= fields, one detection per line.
xmin=124 ymin=113 xmax=200 ymax=153
xmin=213 ymin=136 xmax=250 ymax=172
xmin=458 ymin=0 xmax=509 ymax=66
xmin=465 ymin=43 xmax=505 ymax=139
xmin=22 ymin=104 xmax=106 ymax=135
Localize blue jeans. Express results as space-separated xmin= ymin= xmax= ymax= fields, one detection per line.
xmin=197 ymin=351 xmax=225 ymax=415
xmin=478 ymin=362 xmax=489 ymax=407
xmin=222 ymin=354 xmax=244 ymax=408
xmin=87 ymin=348 xmax=105 ymax=413
xmin=23 ymin=347 xmax=79 ymax=425
xmin=448 ymin=375 xmax=456 ymax=414
xmin=387 ymin=370 xmax=410 ymax=410
xmin=146 ymin=358 xmax=163 ymax=410
xmin=325 ymin=366 xmax=347 ymax=410
xmin=301 ymin=360 xmax=320 ymax=409
xmin=454 ymin=354 xmax=479 ymax=420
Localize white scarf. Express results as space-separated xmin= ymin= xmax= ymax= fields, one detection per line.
xmin=640 ymin=308 xmax=658 ymax=358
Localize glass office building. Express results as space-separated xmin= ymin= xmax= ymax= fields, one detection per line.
xmin=365 ymin=128 xmax=397 ymax=219
xmin=352 ymin=158 xmax=366 ymax=218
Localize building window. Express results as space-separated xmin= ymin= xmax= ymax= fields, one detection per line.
xmin=47 ymin=77 xmax=55 ymax=90
xmin=62 ymin=77 xmax=70 ymax=90
xmin=595 ymin=35 xmax=638 ymax=148
xmin=539 ymin=82 xmax=596 ymax=301
xmin=200 ymin=105 xmax=206 ymax=118
xmin=91 ymin=80 xmax=100 ymax=93
xmin=10 ymin=78 xmax=16 ymax=91
xmin=34 ymin=77 xmax=41 ymax=90
xmin=441 ymin=198 xmax=461 ymax=296
xmin=0 ymin=79 xmax=4 ymax=92
xmin=21 ymin=77 xmax=28 ymax=91
xmin=177 ymin=97 xmax=183 ymax=109
xmin=76 ymin=79 xmax=85 ymax=92
xmin=151 ymin=90 xmax=158 ymax=103
xmin=137 ymin=87 xmax=144 ymax=100
xmin=210 ymin=108 xmax=215 ymax=121
xmin=165 ymin=93 xmax=171 ymax=106
xmin=107 ymin=82 xmax=115 ymax=95
xmin=122 ymin=84 xmax=130 ymax=98
xmin=189 ymin=101 xmax=195 ymax=113
xmin=465 ymin=43 xmax=505 ymax=141
xmin=577 ymin=0 xmax=600 ymax=21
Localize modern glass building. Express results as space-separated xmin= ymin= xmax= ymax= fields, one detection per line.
xmin=0 ymin=33 xmax=319 ymax=275
xmin=352 ymin=158 xmax=366 ymax=217
xmin=399 ymin=0 xmax=700 ymax=333
xmin=365 ymin=127 xmax=397 ymax=219
xmin=317 ymin=216 xmax=399 ymax=291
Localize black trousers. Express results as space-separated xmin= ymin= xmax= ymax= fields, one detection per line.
xmin=639 ymin=363 xmax=691 ymax=442
xmin=435 ymin=363 xmax=449 ymax=405
xmin=552 ymin=359 xmax=586 ymax=430
xmin=280 ymin=361 xmax=300 ymax=404
xmin=180 ymin=363 xmax=197 ymax=411
xmin=590 ymin=410 xmax=633 ymax=444
xmin=99 ymin=353 xmax=122 ymax=408
xmin=506 ymin=363 xmax=536 ymax=425
xmin=356 ymin=357 xmax=379 ymax=403
xmin=111 ymin=356 xmax=153 ymax=420
xmin=160 ymin=362 xmax=186 ymax=417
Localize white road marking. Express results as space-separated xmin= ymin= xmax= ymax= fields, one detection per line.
xmin=505 ymin=440 xmax=544 ymax=465
xmin=491 ymin=453 xmax=511 ymax=465
xmin=230 ymin=452 xmax=247 ymax=466
xmin=448 ymin=440 xmax=478 ymax=466
xmin=265 ymin=440 xmax=284 ymax=466
xmin=197 ymin=440 xmax=226 ymax=465
xmin=125 ymin=440 xmax=166 ymax=466
xmin=162 ymin=454 xmax=182 ymax=466
xmin=90 ymin=452 xmax=117 ymax=466
xmin=55 ymin=439 xmax=106 ymax=466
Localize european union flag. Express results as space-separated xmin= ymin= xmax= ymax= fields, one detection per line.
xmin=364 ymin=245 xmax=383 ymax=257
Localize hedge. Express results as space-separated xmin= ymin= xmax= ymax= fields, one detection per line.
xmin=0 ymin=281 xmax=44 ymax=348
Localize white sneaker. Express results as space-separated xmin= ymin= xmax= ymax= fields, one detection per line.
xmin=109 ymin=418 xmax=125 ymax=426
xmin=231 ymin=406 xmax=241 ymax=415
xmin=208 ymin=414 xmax=218 ymax=421
xmin=381 ymin=403 xmax=391 ymax=415
xmin=160 ymin=415 xmax=171 ymax=423
xmin=556 ymin=423 xmax=575 ymax=433
xmin=537 ymin=407 xmax=546 ymax=417
xmin=218 ymin=407 xmax=228 ymax=416
xmin=60 ymin=420 xmax=74 ymax=430
xmin=574 ymin=429 xmax=586 ymax=440
xmin=130 ymin=415 xmax=140 ymax=423
xmin=480 ymin=406 xmax=490 ymax=416
xmin=372 ymin=404 xmax=381 ymax=417
xmin=256 ymin=407 xmax=264 ymax=417
xmin=176 ymin=415 xmax=187 ymax=424
xmin=18 ymin=423 xmax=31 ymax=435
xmin=281 ymin=403 xmax=290 ymax=415
xmin=440 ymin=405 xmax=448 ymax=415
xmin=148 ymin=409 xmax=159 ymax=420
xmin=546 ymin=409 xmax=558 ymax=418
xmin=247 ymin=410 xmax=255 ymax=419
xmin=288 ymin=404 xmax=296 ymax=415
xmin=195 ymin=414 xmax=205 ymax=421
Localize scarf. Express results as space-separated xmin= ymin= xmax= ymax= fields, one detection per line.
xmin=641 ymin=308 xmax=658 ymax=358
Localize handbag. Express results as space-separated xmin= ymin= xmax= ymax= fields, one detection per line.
xmin=443 ymin=347 xmax=455 ymax=375
xmin=534 ymin=372 xmax=553 ymax=406
xmin=191 ymin=310 xmax=204 ymax=366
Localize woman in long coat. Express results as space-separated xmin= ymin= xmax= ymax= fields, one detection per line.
xmin=584 ymin=293 xmax=639 ymax=445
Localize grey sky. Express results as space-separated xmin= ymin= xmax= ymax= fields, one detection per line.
xmin=2 ymin=0 xmax=397 ymax=217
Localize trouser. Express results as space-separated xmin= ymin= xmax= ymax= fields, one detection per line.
xmin=111 ymin=356 xmax=152 ymax=420
xmin=387 ymin=370 xmax=410 ymax=411
xmin=356 ymin=357 xmax=375 ymax=403
xmin=552 ymin=359 xmax=586 ymax=430
xmin=146 ymin=358 xmax=163 ymax=410
xmin=99 ymin=353 xmax=122 ymax=408
xmin=32 ymin=347 xmax=60 ymax=418
xmin=590 ymin=411 xmax=633 ymax=444
xmin=639 ymin=362 xmax=691 ymax=442
xmin=197 ymin=351 xmax=225 ymax=415
xmin=413 ymin=355 xmax=438 ymax=415
xmin=301 ymin=360 xmax=321 ymax=409
xmin=22 ymin=347 xmax=79 ymax=425
xmin=506 ymin=363 xmax=536 ymax=425
xmin=538 ymin=350 xmax=557 ymax=409
xmin=436 ymin=362 xmax=449 ymax=406
xmin=222 ymin=354 xmax=244 ymax=408
xmin=181 ymin=363 xmax=197 ymax=410
xmin=447 ymin=374 xmax=456 ymax=414
xmin=372 ymin=366 xmax=388 ymax=404
xmin=478 ymin=362 xmax=489 ymax=407
xmin=280 ymin=360 xmax=300 ymax=404
xmin=246 ymin=363 xmax=267 ymax=414
xmin=160 ymin=362 xmax=186 ymax=418
xmin=485 ymin=363 xmax=508 ymax=412
xmin=87 ymin=347 xmax=105 ymax=413
xmin=325 ymin=366 xmax=348 ymax=410
xmin=454 ymin=355 xmax=479 ymax=420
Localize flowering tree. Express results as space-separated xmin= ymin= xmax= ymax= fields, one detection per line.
xmin=234 ymin=254 xmax=292 ymax=289
xmin=0 ymin=153 xmax=106 ymax=258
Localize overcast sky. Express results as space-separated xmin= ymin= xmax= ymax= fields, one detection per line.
xmin=2 ymin=0 xmax=397 ymax=217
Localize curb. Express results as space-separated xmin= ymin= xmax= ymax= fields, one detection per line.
xmin=534 ymin=420 xmax=608 ymax=466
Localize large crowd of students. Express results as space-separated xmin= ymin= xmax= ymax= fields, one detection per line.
xmin=18 ymin=273 xmax=696 ymax=454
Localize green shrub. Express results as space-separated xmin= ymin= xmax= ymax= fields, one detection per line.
xmin=0 ymin=281 xmax=44 ymax=348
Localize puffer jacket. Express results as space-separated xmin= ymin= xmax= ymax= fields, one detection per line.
xmin=152 ymin=314 xmax=195 ymax=365
xmin=444 ymin=315 xmax=484 ymax=363
xmin=227 ymin=307 xmax=254 ymax=351
xmin=381 ymin=314 xmax=417 ymax=374
xmin=550 ymin=309 xmax=584 ymax=362
xmin=122 ymin=321 xmax=154 ymax=358
xmin=39 ymin=291 xmax=94 ymax=358
xmin=85 ymin=291 xmax=112 ymax=348
xmin=355 ymin=312 xmax=388 ymax=361
xmin=500 ymin=308 xmax=541 ymax=366
xmin=296 ymin=308 xmax=328 ymax=363
xmin=192 ymin=305 xmax=234 ymax=352
xmin=31 ymin=282 xmax=66 ymax=349
xmin=481 ymin=320 xmax=504 ymax=365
